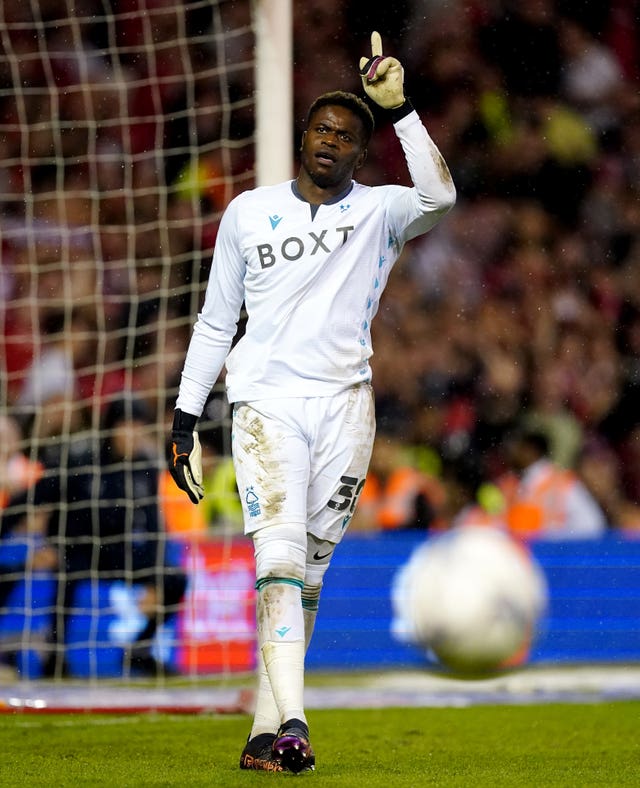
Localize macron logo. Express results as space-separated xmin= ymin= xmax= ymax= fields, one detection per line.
xmin=275 ymin=626 xmax=291 ymax=638
xmin=269 ymin=214 xmax=283 ymax=230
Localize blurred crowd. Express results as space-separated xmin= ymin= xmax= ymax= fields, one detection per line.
xmin=296 ymin=0 xmax=640 ymax=534
xmin=1 ymin=0 xmax=640 ymax=543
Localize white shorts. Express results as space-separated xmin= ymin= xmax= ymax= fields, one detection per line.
xmin=232 ymin=383 xmax=375 ymax=543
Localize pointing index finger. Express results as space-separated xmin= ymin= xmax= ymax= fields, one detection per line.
xmin=370 ymin=31 xmax=383 ymax=57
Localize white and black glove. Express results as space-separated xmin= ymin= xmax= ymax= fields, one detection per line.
xmin=169 ymin=408 xmax=204 ymax=504
xmin=359 ymin=31 xmax=405 ymax=110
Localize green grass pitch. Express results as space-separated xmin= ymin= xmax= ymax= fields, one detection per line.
xmin=2 ymin=702 xmax=639 ymax=786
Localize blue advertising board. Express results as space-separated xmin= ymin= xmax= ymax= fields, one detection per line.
xmin=306 ymin=531 xmax=640 ymax=670
xmin=2 ymin=531 xmax=639 ymax=677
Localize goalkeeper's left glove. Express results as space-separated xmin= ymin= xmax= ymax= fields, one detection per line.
xmin=169 ymin=408 xmax=204 ymax=504
xmin=359 ymin=31 xmax=405 ymax=110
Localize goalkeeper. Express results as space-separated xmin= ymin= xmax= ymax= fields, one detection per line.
xmin=169 ymin=31 xmax=456 ymax=773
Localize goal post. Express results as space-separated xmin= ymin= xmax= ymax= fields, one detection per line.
xmin=0 ymin=0 xmax=292 ymax=685
xmin=254 ymin=0 xmax=293 ymax=185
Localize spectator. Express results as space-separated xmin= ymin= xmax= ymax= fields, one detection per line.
xmin=17 ymin=310 xmax=95 ymax=414
xmin=479 ymin=1 xmax=563 ymax=99
xmin=2 ymin=395 xmax=187 ymax=676
xmin=350 ymin=432 xmax=444 ymax=532
xmin=0 ymin=414 xmax=43 ymax=510
xmin=500 ymin=428 xmax=608 ymax=539
xmin=519 ymin=359 xmax=585 ymax=469
xmin=558 ymin=16 xmax=625 ymax=135
xmin=577 ymin=441 xmax=640 ymax=531
xmin=0 ymin=414 xmax=58 ymax=675
xmin=97 ymin=396 xmax=188 ymax=675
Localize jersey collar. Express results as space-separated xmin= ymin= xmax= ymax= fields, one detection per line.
xmin=290 ymin=179 xmax=354 ymax=205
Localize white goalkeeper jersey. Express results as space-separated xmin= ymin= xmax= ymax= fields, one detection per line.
xmin=176 ymin=109 xmax=455 ymax=415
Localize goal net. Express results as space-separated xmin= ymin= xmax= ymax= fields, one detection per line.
xmin=0 ymin=0 xmax=259 ymax=686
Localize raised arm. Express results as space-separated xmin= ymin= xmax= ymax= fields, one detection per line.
xmin=360 ymin=31 xmax=456 ymax=240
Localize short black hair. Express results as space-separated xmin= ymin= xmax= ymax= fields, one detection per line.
xmin=514 ymin=428 xmax=550 ymax=457
xmin=306 ymin=91 xmax=375 ymax=145
xmin=103 ymin=396 xmax=151 ymax=431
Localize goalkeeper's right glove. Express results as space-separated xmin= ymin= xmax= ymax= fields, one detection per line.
xmin=169 ymin=408 xmax=204 ymax=504
xmin=359 ymin=31 xmax=405 ymax=110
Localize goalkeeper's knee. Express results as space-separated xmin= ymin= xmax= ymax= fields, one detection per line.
xmin=253 ymin=522 xmax=307 ymax=584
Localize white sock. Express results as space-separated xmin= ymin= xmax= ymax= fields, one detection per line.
xmin=256 ymin=580 xmax=307 ymax=726
xmin=249 ymin=646 xmax=281 ymax=739
xmin=249 ymin=592 xmax=319 ymax=738
xmin=262 ymin=639 xmax=306 ymax=725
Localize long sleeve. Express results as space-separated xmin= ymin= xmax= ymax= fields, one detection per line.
xmin=388 ymin=108 xmax=457 ymax=243
xmin=175 ymin=198 xmax=246 ymax=417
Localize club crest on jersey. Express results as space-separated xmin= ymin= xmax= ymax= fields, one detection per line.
xmin=245 ymin=486 xmax=261 ymax=517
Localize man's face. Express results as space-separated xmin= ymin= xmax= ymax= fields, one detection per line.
xmin=111 ymin=418 xmax=148 ymax=459
xmin=300 ymin=104 xmax=367 ymax=189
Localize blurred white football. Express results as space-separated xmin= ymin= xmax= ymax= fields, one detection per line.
xmin=392 ymin=525 xmax=548 ymax=673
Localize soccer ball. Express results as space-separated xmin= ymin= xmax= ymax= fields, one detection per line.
xmin=392 ymin=525 xmax=548 ymax=674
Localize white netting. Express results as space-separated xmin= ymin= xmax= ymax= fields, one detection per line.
xmin=0 ymin=0 xmax=256 ymax=682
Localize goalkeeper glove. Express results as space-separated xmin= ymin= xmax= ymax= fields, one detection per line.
xmin=169 ymin=408 xmax=204 ymax=504
xmin=359 ymin=31 xmax=405 ymax=110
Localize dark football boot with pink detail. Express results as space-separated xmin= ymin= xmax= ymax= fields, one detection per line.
xmin=273 ymin=718 xmax=315 ymax=773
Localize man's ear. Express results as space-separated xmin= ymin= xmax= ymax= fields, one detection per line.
xmin=300 ymin=130 xmax=307 ymax=151
xmin=356 ymin=147 xmax=368 ymax=169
